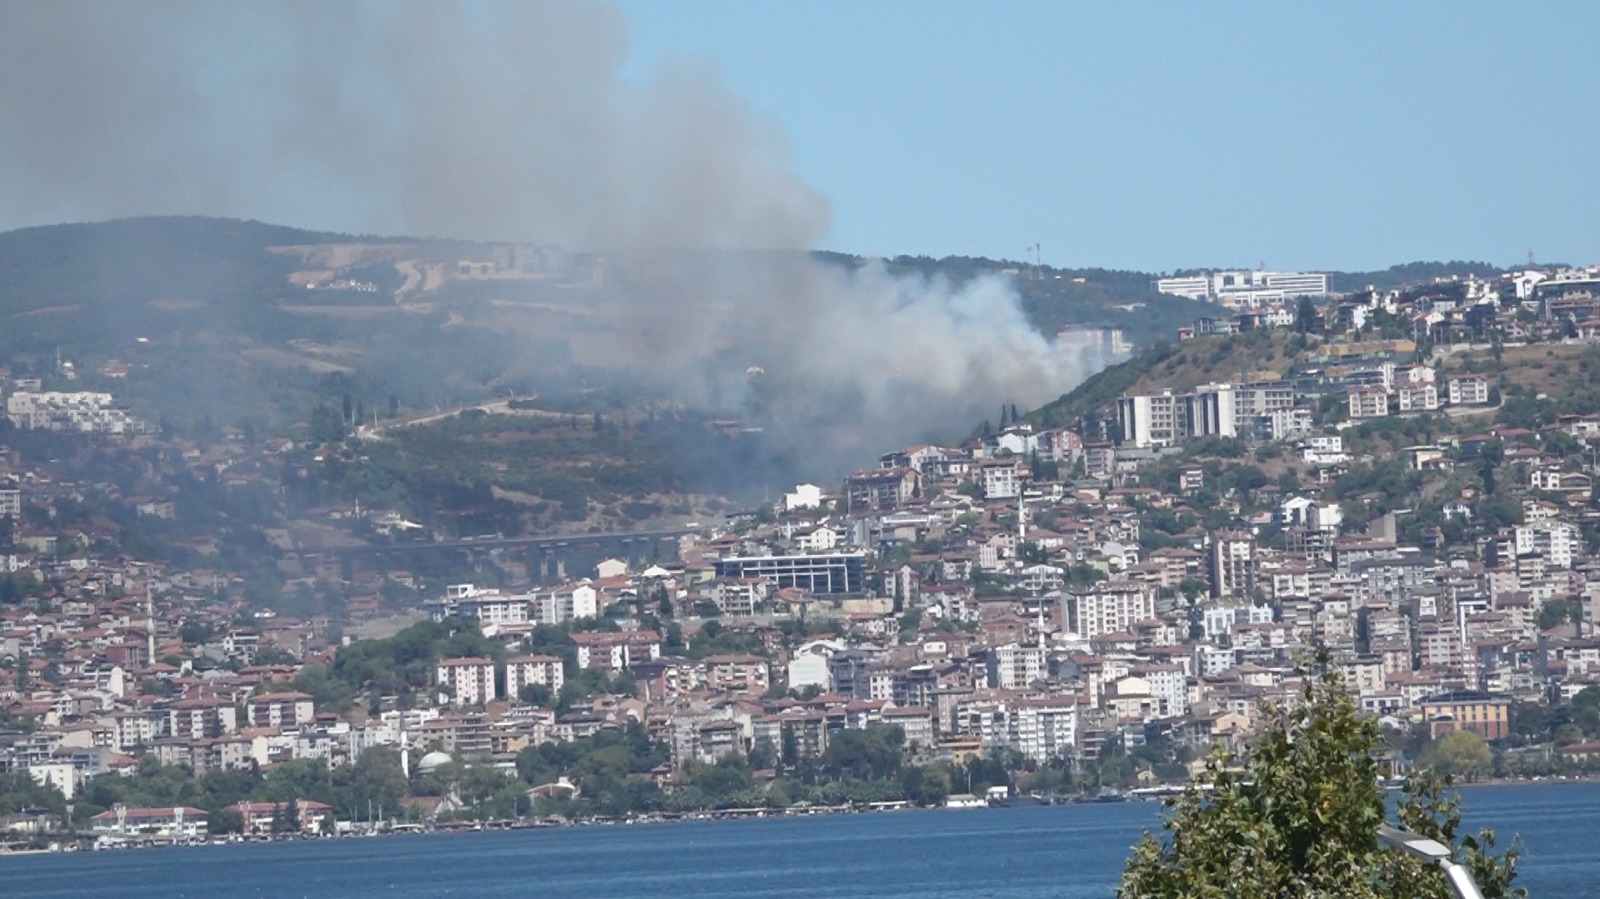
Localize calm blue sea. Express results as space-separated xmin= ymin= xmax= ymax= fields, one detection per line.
xmin=2 ymin=782 xmax=1591 ymax=897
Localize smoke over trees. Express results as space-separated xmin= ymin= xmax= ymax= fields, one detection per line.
xmin=0 ymin=0 xmax=1095 ymax=471
xmin=0 ymin=1 xmax=821 ymax=253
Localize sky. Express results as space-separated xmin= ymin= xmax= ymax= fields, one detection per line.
xmin=612 ymin=1 xmax=1600 ymax=272
xmin=1 ymin=1 xmax=1596 ymax=274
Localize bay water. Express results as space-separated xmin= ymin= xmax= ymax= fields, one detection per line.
xmin=4 ymin=782 xmax=1592 ymax=897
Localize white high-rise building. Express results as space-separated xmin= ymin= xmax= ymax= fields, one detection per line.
xmin=1185 ymin=385 xmax=1237 ymax=439
xmin=436 ymin=657 xmax=497 ymax=706
xmin=1208 ymin=531 xmax=1257 ymax=600
xmin=1515 ymin=521 xmax=1579 ymax=570
xmin=1007 ymin=697 xmax=1079 ymax=762
xmin=1061 ymin=583 xmax=1157 ymax=639
xmin=505 ymin=655 xmax=565 ymax=698
xmin=988 ymin=642 xmax=1048 ymax=689
xmin=1153 ymin=275 xmax=1212 ymax=302
xmin=533 ymin=583 xmax=600 ymax=623
xmin=1116 ymin=392 xmax=1182 ymax=448
xmin=1156 ymin=270 xmax=1328 ymax=309
xmin=1118 ymin=382 xmax=1286 ymax=447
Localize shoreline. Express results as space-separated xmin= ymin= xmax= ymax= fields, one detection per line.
xmin=5 ymin=776 xmax=1590 ymax=857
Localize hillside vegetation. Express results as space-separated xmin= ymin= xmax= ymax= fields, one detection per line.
xmin=1325 ymin=260 xmax=1504 ymax=294
xmin=0 ymin=217 xmax=363 ymax=356
xmin=1 ymin=216 xmax=1534 ymax=531
xmin=1033 ymin=330 xmax=1310 ymax=427
xmin=857 ymin=254 xmax=1214 ymax=352
xmin=291 ymin=406 xmax=780 ymax=534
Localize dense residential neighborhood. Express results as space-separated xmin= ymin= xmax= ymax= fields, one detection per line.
xmin=7 ymin=262 xmax=1600 ymax=843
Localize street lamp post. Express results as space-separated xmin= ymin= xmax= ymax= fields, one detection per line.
xmin=1377 ymin=824 xmax=1486 ymax=899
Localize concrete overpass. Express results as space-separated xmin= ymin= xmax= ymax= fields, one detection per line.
xmin=313 ymin=526 xmax=699 ymax=559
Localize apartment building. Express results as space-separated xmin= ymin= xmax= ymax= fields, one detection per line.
xmin=435 ymin=657 xmax=497 ymax=706
xmin=505 ymin=654 xmax=565 ymax=698
xmin=1061 ymin=583 xmax=1157 ymax=640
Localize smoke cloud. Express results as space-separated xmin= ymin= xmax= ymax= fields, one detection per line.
xmin=0 ymin=0 xmax=1091 ymax=474
xmin=0 ymin=0 xmax=825 ymax=251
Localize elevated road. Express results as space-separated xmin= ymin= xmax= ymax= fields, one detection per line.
xmin=313 ymin=526 xmax=699 ymax=558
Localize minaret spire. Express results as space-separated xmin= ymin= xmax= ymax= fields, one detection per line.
xmin=145 ymin=581 xmax=156 ymax=664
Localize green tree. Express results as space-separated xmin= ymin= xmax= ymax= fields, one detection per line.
xmin=334 ymin=746 xmax=408 ymax=816
xmin=1554 ymin=723 xmax=1585 ymax=746
xmin=1539 ymin=598 xmax=1580 ymax=632
xmin=1573 ymin=685 xmax=1600 ymax=713
xmin=0 ymin=771 xmax=68 ymax=819
xmin=899 ymin=763 xmax=951 ymax=806
xmin=1416 ymin=730 xmax=1493 ymax=782
xmin=1119 ymin=658 xmax=1522 ymax=898
xmin=519 ymin=683 xmax=554 ymax=706
xmin=269 ymin=797 xmax=302 ymax=834
xmin=819 ymin=725 xmax=905 ymax=781
xmin=1295 ymin=296 xmax=1319 ymax=334
xmin=208 ymin=807 xmax=245 ymax=834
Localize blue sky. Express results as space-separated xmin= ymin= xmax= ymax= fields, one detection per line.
xmin=612 ymin=1 xmax=1600 ymax=272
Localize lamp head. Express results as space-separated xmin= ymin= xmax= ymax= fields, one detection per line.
xmin=1377 ymin=824 xmax=1453 ymax=861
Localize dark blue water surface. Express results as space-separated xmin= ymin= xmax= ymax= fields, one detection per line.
xmin=2 ymin=782 xmax=1591 ymax=897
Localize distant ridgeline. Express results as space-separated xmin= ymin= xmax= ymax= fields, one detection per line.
xmin=1029 ymin=259 xmax=1519 ymax=430
xmin=0 ymin=218 xmax=1214 ymax=448
xmin=0 ymin=215 xmax=1527 ymax=515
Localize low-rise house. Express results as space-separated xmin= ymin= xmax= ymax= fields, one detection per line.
xmin=1447 ymin=375 xmax=1491 ymax=406
xmin=89 ymin=805 xmax=209 ymax=838
xmin=1347 ymin=386 xmax=1390 ymax=420
xmin=235 ymin=799 xmax=335 ymax=835
xmin=703 ymin=654 xmax=770 ymax=694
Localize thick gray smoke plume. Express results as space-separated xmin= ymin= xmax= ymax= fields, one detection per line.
xmin=0 ymin=0 xmax=1090 ymax=468
xmin=0 ymin=0 xmax=827 ymax=250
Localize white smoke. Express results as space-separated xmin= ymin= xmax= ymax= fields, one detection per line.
xmin=0 ymin=0 xmax=827 ymax=253
xmin=0 ymin=0 xmax=1093 ymax=468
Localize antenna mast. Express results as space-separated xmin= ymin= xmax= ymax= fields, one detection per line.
xmin=145 ymin=581 xmax=156 ymax=665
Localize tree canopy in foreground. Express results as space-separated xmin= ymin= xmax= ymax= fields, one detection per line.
xmin=1118 ymin=657 xmax=1523 ymax=898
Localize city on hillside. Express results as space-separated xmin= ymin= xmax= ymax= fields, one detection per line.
xmin=6 ymin=261 xmax=1600 ymax=844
